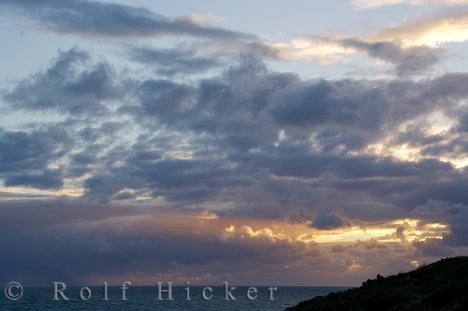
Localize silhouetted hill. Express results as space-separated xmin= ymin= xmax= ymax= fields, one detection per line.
xmin=287 ymin=256 xmax=468 ymax=311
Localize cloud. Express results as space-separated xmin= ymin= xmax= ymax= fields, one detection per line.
xmin=311 ymin=210 xmax=347 ymax=230
xmin=371 ymin=8 xmax=468 ymax=46
xmin=3 ymin=49 xmax=467 ymax=210
xmin=0 ymin=126 xmax=70 ymax=190
xmin=3 ymin=169 xmax=63 ymax=190
xmin=3 ymin=0 xmax=462 ymax=77
xmin=413 ymin=238 xmax=455 ymax=257
xmin=318 ymin=37 xmax=444 ymax=76
xmin=236 ymin=145 xmax=454 ymax=180
xmin=415 ymin=201 xmax=468 ymax=247
xmin=0 ymin=200 xmax=311 ymax=285
xmin=443 ymin=209 xmax=468 ymax=246
xmin=415 ymin=199 xmax=466 ymax=216
xmin=405 ymin=200 xmax=468 ymax=249
xmin=221 ymin=225 xmax=294 ymax=244
xmin=128 ymin=46 xmax=223 ymax=76
xmin=458 ymin=109 xmax=468 ymax=132
xmin=352 ymin=0 xmax=468 ymax=9
xmin=272 ymin=7 xmax=468 ymax=71
xmin=268 ymin=73 xmax=468 ymax=151
xmin=0 ymin=0 xmax=253 ymax=40
xmin=0 ymin=0 xmax=468 ymax=289
xmin=84 ymin=157 xmax=235 ymax=202
xmin=1 ymin=44 xmax=468 ymax=285
xmin=3 ymin=47 xmax=122 ymax=115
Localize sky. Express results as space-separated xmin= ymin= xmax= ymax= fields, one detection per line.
xmin=0 ymin=0 xmax=468 ymax=287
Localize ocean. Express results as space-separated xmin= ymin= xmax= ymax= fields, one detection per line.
xmin=0 ymin=286 xmax=348 ymax=310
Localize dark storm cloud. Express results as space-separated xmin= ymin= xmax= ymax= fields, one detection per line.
xmin=129 ymin=47 xmax=223 ymax=76
xmin=83 ymin=156 xmax=240 ymax=203
xmin=127 ymin=54 xmax=296 ymax=151
xmin=8 ymin=46 xmax=462 ymax=159
xmin=418 ymin=200 xmax=468 ymax=247
xmin=313 ymin=36 xmax=444 ymax=76
xmin=445 ymin=212 xmax=468 ymax=247
xmin=128 ymin=159 xmax=230 ymax=189
xmin=0 ymin=200 xmax=307 ymax=285
xmin=413 ymin=239 xmax=455 ymax=257
xmin=234 ymin=144 xmax=454 ymax=179
xmin=54 ymin=50 xmax=465 ymax=223
xmin=421 ymin=135 xmax=468 ymax=157
xmin=411 ymin=199 xmax=468 ymax=248
xmin=403 ymin=106 xmax=468 ymax=158
xmin=1 ymin=45 xmax=468 ymax=284
xmin=314 ymin=166 xmax=468 ymax=221
xmin=458 ymin=109 xmax=468 ymax=132
xmin=393 ymin=124 xmax=447 ymax=147
xmin=269 ymin=79 xmax=363 ymax=129
xmin=415 ymin=199 xmax=465 ymax=217
xmin=129 ymin=51 xmax=464 ymax=153
xmin=133 ymin=78 xmax=197 ymax=122
xmin=3 ymin=169 xmax=63 ymax=190
xmin=0 ymin=0 xmax=253 ymax=40
xmin=4 ymin=48 xmax=467 ymax=209
xmin=311 ymin=209 xmax=346 ymax=230
xmin=0 ymin=129 xmax=52 ymax=173
xmin=404 ymin=174 xmax=468 ymax=209
xmin=1 ymin=0 xmax=468 ymax=287
xmin=0 ymin=227 xmax=240 ymax=284
xmin=270 ymin=73 xmax=468 ymax=151
xmin=3 ymin=47 xmax=122 ymax=115
xmin=0 ymin=126 xmax=70 ymax=190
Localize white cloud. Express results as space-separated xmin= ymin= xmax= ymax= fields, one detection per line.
xmin=370 ymin=8 xmax=468 ymax=46
xmin=352 ymin=0 xmax=468 ymax=9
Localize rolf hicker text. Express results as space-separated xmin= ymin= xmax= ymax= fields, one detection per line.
xmin=3 ymin=281 xmax=278 ymax=302
xmin=52 ymin=282 xmax=278 ymax=301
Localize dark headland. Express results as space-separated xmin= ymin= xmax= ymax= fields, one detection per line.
xmin=287 ymin=256 xmax=468 ymax=311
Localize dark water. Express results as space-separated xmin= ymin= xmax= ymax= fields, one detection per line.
xmin=0 ymin=286 xmax=348 ymax=310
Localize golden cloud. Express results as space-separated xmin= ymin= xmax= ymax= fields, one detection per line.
xmin=370 ymin=8 xmax=468 ymax=46
xmin=352 ymin=0 xmax=468 ymax=9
